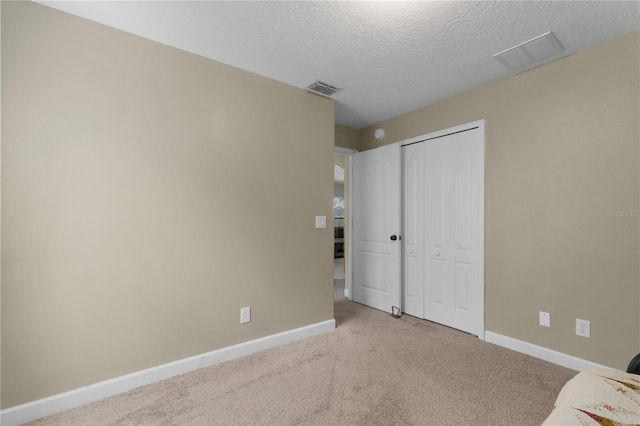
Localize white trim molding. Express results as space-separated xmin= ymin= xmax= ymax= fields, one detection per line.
xmin=476 ymin=120 xmax=485 ymax=342
xmin=485 ymin=331 xmax=612 ymax=372
xmin=335 ymin=147 xmax=358 ymax=155
xmin=1 ymin=319 xmax=336 ymax=426
xmin=344 ymin=288 xmax=350 ymax=298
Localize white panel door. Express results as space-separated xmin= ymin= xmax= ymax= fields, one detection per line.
xmin=402 ymin=143 xmax=424 ymax=318
xmin=352 ymin=143 xmax=402 ymax=314
xmin=424 ymin=128 xmax=482 ymax=335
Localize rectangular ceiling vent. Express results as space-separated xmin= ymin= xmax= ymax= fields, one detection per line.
xmin=306 ymin=80 xmax=342 ymax=97
xmin=494 ymin=31 xmax=564 ymax=72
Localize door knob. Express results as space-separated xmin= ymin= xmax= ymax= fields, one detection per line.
xmin=409 ymin=249 xmax=414 ymax=254
xmin=436 ymin=252 xmax=440 ymax=257
xmin=390 ymin=235 xmax=397 ymax=241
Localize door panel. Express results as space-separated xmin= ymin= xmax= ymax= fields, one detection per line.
xmin=424 ymin=127 xmax=482 ymax=335
xmin=454 ymin=145 xmax=471 ymax=251
xmin=425 ymin=140 xmax=450 ymax=324
xmin=447 ymin=131 xmax=481 ymax=334
xmin=361 ymin=251 xmax=389 ymax=293
xmin=405 ymin=256 xmax=418 ymax=298
xmin=402 ymin=143 xmax=424 ymax=317
xmin=353 ymin=143 xmax=401 ymax=314
xmin=432 ymin=148 xmax=447 ymax=249
xmin=360 ymin=161 xmax=389 ymax=243
xmin=431 ymin=258 xmax=446 ymax=306
xmin=454 ymin=261 xmax=471 ymax=312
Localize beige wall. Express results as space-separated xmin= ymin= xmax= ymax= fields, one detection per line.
xmin=361 ymin=32 xmax=640 ymax=370
xmin=335 ymin=124 xmax=360 ymax=150
xmin=1 ymin=2 xmax=334 ymax=409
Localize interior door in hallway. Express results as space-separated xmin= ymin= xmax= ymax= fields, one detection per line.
xmin=352 ymin=143 xmax=402 ymax=314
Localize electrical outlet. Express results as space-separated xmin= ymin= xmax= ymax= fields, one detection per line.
xmin=240 ymin=307 xmax=251 ymax=324
xmin=539 ymin=311 xmax=550 ymax=327
xmin=576 ymin=318 xmax=590 ymax=338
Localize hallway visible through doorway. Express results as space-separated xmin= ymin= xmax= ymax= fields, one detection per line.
xmin=334 ymin=257 xmax=346 ymax=301
xmin=334 ymin=257 xmax=344 ymax=280
xmin=334 ymin=152 xmax=349 ymax=300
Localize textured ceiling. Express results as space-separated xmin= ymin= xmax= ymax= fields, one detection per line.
xmin=37 ymin=1 xmax=640 ymax=129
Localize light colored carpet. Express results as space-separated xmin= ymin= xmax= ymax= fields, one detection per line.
xmin=30 ymin=282 xmax=575 ymax=425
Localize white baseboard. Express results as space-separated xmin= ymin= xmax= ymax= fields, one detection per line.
xmin=485 ymin=331 xmax=612 ymax=372
xmin=344 ymin=288 xmax=350 ymax=298
xmin=1 ymin=319 xmax=336 ymax=426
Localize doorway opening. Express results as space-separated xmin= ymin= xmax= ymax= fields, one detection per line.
xmin=334 ymin=157 xmax=346 ymax=301
xmin=333 ymin=147 xmax=358 ymax=304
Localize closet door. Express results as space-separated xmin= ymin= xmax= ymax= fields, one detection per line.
xmin=402 ymin=143 xmax=424 ymax=318
xmin=424 ymin=139 xmax=450 ymax=326
xmin=424 ymin=128 xmax=482 ymax=335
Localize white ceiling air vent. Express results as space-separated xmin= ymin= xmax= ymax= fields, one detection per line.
xmin=306 ymin=80 xmax=342 ymax=97
xmin=494 ymin=31 xmax=564 ymax=72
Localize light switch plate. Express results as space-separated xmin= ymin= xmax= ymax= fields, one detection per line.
xmin=539 ymin=311 xmax=550 ymax=327
xmin=315 ymin=216 xmax=326 ymax=229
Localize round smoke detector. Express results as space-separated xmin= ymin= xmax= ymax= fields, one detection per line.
xmin=374 ymin=128 xmax=385 ymax=140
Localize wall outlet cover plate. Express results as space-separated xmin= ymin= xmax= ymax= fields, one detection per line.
xmin=539 ymin=311 xmax=550 ymax=327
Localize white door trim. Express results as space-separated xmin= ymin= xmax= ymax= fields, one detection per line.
xmin=335 ymin=147 xmax=358 ymax=155
xmin=397 ymin=120 xmax=485 ymax=340
xmin=335 ymin=147 xmax=358 ymax=300
xmin=346 ymin=156 xmax=353 ymax=299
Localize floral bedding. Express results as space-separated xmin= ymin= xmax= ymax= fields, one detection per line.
xmin=542 ymin=368 xmax=640 ymax=425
